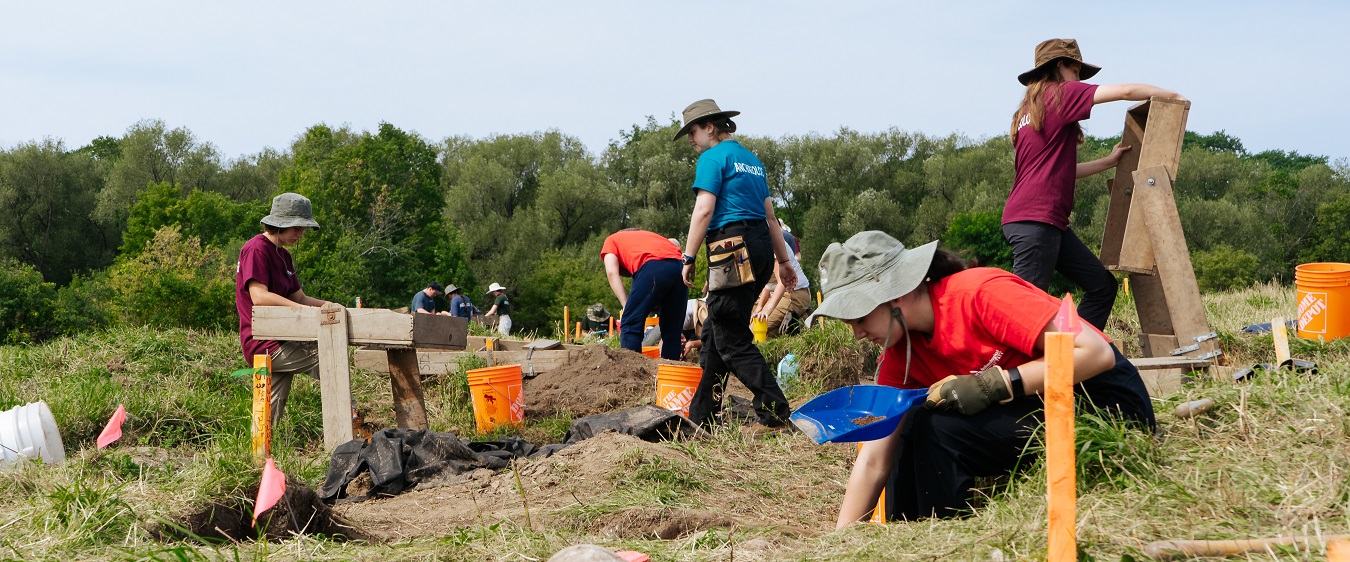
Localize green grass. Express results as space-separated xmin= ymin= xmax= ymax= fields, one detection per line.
xmin=1 ymin=282 xmax=1348 ymax=560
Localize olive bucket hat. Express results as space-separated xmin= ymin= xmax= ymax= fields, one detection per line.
xmin=673 ymin=99 xmax=741 ymax=141
xmin=260 ymin=193 xmax=321 ymax=230
xmin=586 ymin=303 xmax=611 ymax=323
xmin=807 ymin=231 xmax=939 ymax=325
xmin=1017 ymin=38 xmax=1101 ymax=86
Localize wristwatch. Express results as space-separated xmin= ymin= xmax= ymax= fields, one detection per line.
xmin=1007 ymin=366 xmax=1025 ymax=399
xmin=682 ymin=254 xmax=696 ymax=265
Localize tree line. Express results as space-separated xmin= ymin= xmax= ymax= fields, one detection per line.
xmin=1 ymin=118 xmax=1345 ymax=345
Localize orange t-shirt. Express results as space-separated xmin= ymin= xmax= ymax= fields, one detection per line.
xmin=600 ymin=230 xmax=682 ymax=276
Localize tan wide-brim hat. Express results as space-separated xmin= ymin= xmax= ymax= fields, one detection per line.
xmin=260 ymin=192 xmax=321 ymax=230
xmin=673 ymin=99 xmax=740 ymax=141
xmin=1017 ymin=38 xmax=1102 ymax=86
xmin=807 ymin=232 xmax=939 ymax=325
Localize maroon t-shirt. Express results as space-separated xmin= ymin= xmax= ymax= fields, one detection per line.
xmin=1003 ymin=81 xmax=1098 ymax=230
xmin=236 ymin=233 xmax=302 ymax=363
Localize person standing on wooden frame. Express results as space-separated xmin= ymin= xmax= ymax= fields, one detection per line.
xmin=1002 ymin=38 xmax=1186 ymax=330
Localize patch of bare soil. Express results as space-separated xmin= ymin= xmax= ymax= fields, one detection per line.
xmin=155 ymin=477 xmax=370 ymax=543
xmin=526 ymin=345 xmax=659 ymax=418
xmin=334 ymin=431 xmax=826 ymax=543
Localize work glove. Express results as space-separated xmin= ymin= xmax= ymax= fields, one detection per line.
xmin=924 ymin=366 xmax=1012 ymax=415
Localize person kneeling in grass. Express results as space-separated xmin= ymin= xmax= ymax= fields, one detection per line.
xmin=808 ymin=231 xmax=1155 ymax=525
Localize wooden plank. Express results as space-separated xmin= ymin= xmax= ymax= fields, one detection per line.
xmin=316 ymin=303 xmax=354 ymax=451
xmin=1100 ymin=106 xmax=1147 ymax=266
xmin=253 ymin=306 xmax=465 ymax=349
xmin=412 ymin=314 xmax=468 ymax=350
xmin=1138 ymin=367 xmax=1182 ymax=397
xmin=465 ymin=336 xmax=587 ymax=352
xmin=1044 ymin=332 xmax=1077 ymax=561
xmin=1272 ymin=316 xmax=1291 ymax=365
xmin=387 ymin=349 xmax=429 ymax=430
xmin=1129 ymin=356 xmax=1209 ymax=370
xmin=1133 ymin=98 xmax=1190 ymax=182
xmin=1135 ymin=167 xmax=1217 ymax=359
xmin=1106 ymin=265 xmax=1154 ymax=275
xmin=1138 ymin=333 xmax=1179 ymax=359
xmin=352 ymin=348 xmax=577 ymax=376
xmin=1133 ymin=273 xmax=1175 ymax=343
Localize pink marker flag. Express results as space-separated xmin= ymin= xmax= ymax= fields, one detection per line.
xmin=615 ymin=552 xmax=650 ymax=562
xmin=253 ymin=458 xmax=287 ymax=525
xmin=1056 ymin=293 xmax=1083 ymax=336
xmin=96 ymin=404 xmax=127 ymax=449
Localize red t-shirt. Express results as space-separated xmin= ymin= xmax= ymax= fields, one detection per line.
xmin=236 ymin=233 xmax=302 ymax=363
xmin=600 ymin=230 xmax=682 ymax=276
xmin=1003 ymin=81 xmax=1098 ymax=230
xmin=877 ymin=268 xmax=1108 ymax=389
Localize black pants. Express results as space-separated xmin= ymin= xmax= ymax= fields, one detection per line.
xmin=884 ymin=345 xmax=1154 ymax=520
xmin=687 ymin=220 xmax=792 ymax=428
xmin=1002 ymin=221 xmax=1117 ymax=330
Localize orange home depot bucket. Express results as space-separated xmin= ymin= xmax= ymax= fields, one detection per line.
xmin=644 ymin=316 xmax=659 ymax=328
xmin=656 ymin=364 xmax=702 ymax=417
xmin=641 ymin=346 xmax=660 ymax=358
xmin=1295 ymin=263 xmax=1350 ymax=341
xmin=467 ymin=365 xmax=525 ymax=433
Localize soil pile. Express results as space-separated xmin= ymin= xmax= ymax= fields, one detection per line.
xmin=526 ymin=345 xmax=659 ymax=417
xmin=156 ymin=477 xmax=370 ymax=543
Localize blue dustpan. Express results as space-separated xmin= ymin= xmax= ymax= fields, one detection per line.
xmin=790 ymin=385 xmax=927 ymax=444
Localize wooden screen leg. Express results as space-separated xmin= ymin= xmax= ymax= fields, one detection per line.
xmin=388 ymin=348 xmax=429 ymax=430
xmin=318 ymin=303 xmax=355 ymax=451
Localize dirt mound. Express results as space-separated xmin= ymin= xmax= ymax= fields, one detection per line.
xmin=155 ymin=477 xmax=370 ymax=543
xmin=526 ymin=345 xmax=659 ymax=417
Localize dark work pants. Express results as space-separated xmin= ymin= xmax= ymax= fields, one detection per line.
xmin=884 ymin=345 xmax=1153 ymax=520
xmin=1002 ymin=221 xmax=1117 ymax=330
xmin=687 ymin=221 xmax=792 ymax=428
xmin=619 ymin=259 xmax=689 ymax=360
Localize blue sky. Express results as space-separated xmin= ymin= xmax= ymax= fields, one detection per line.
xmin=2 ymin=1 xmax=1346 ymax=161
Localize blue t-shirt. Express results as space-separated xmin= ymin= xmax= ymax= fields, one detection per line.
xmin=411 ymin=290 xmax=436 ymax=313
xmin=692 ymin=140 xmax=771 ymax=229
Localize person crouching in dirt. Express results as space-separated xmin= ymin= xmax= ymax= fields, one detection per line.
xmin=808 ymin=231 xmax=1155 ymax=525
xmin=674 ymin=99 xmax=797 ymax=435
xmin=235 ymin=192 xmax=336 ymax=427
xmin=601 ymin=228 xmax=689 ymax=359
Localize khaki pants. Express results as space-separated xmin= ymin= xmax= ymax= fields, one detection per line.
xmin=765 ymin=288 xmax=811 ymax=335
xmin=269 ymin=341 xmax=320 ymax=427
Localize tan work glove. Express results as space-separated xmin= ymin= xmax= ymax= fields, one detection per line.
xmin=924 ymin=366 xmax=1012 ymax=415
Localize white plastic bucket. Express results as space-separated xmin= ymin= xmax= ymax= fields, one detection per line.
xmin=0 ymin=401 xmax=65 ymax=466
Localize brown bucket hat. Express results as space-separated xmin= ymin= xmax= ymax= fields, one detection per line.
xmin=1017 ymin=38 xmax=1101 ymax=85
xmin=673 ymin=99 xmax=741 ymax=141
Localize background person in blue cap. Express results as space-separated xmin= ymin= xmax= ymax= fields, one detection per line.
xmin=411 ymin=282 xmax=448 ymax=315
xmin=674 ymin=99 xmax=798 ymax=434
xmin=809 ymin=231 xmax=1154 ymax=525
xmin=235 ymin=192 xmax=336 ymax=426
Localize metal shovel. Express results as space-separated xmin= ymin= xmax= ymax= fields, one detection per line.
xmin=790 ymin=385 xmax=927 ymax=444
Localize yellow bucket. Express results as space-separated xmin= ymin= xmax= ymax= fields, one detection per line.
xmin=467 ymin=365 xmax=525 ymax=433
xmin=750 ymin=318 xmax=769 ymax=343
xmin=655 ymin=364 xmax=702 ymax=417
xmin=1295 ymin=262 xmax=1350 ymax=341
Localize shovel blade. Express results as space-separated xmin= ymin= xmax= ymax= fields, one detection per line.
xmin=790 ymin=385 xmax=926 ymax=444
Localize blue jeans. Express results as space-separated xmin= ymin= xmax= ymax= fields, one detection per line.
xmin=620 ymin=259 xmax=688 ymax=360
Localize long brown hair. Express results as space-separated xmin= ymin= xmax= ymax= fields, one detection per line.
xmin=1010 ymin=61 xmax=1084 ymax=144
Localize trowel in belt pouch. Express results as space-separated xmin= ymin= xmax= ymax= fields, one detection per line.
xmin=790 ymin=385 xmax=927 ymax=444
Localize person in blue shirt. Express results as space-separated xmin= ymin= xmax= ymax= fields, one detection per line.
xmin=446 ymin=284 xmax=480 ymax=319
xmin=411 ymin=282 xmax=445 ymax=314
xmin=674 ymin=99 xmax=798 ymax=435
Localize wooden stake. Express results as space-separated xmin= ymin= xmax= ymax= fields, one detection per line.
xmin=609 ymin=316 xmax=615 ymax=334
xmin=1122 ymin=277 xmax=1129 ymax=297
xmin=575 ymin=321 xmax=582 ymax=342
xmin=1045 ymin=331 xmax=1076 ymax=562
xmin=563 ymin=306 xmax=570 ymax=343
xmin=317 ymin=303 xmax=355 ymax=450
xmin=251 ymin=354 xmax=272 ymax=463
xmin=387 ymin=348 xmax=429 ymax=430
xmin=816 ymin=291 xmax=823 ymax=306
xmin=1329 ymin=540 xmax=1350 ymax=562
xmin=857 ymin=443 xmax=886 ymax=524
xmin=1272 ymin=316 xmax=1291 ymax=365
